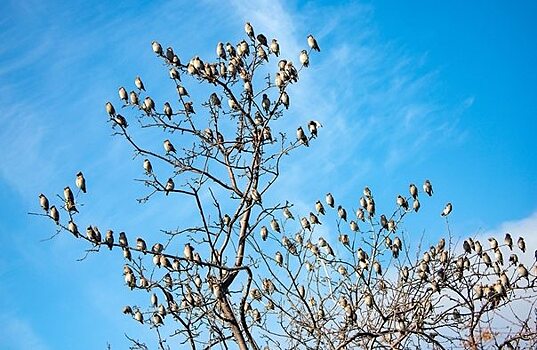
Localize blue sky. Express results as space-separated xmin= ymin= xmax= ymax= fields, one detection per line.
xmin=1 ymin=0 xmax=536 ymax=349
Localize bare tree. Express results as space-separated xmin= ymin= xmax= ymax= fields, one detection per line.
xmin=34 ymin=23 xmax=537 ymax=350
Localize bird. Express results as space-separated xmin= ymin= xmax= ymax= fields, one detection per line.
xmin=134 ymin=310 xmax=143 ymax=324
xmin=143 ymin=159 xmax=152 ymax=174
xmin=262 ymin=94 xmax=270 ymax=113
xmin=163 ymin=102 xmax=173 ymax=120
xmin=183 ymin=243 xmax=194 ymax=260
xmin=307 ymin=34 xmax=320 ymax=52
xmin=136 ymin=237 xmax=147 ymax=253
xmin=380 ymin=214 xmax=388 ymax=229
xmin=299 ymin=50 xmax=309 ymax=67
xmin=396 ymin=195 xmax=409 ymax=210
xmin=38 ymin=194 xmax=49 ymax=212
xmin=441 ymin=203 xmax=452 ymax=217
xmin=363 ymin=187 xmax=372 ymax=198
xmin=413 ymin=199 xmax=420 ymax=212
xmin=163 ymin=139 xmax=176 ymax=154
xmin=118 ymin=87 xmax=128 ymax=103
xmin=517 ymin=237 xmax=526 ymax=253
xmin=216 ymin=42 xmax=226 ymax=59
xmin=105 ymin=230 xmax=114 ymax=250
xmin=489 ymin=237 xmax=499 ymax=250
xmin=169 ymin=67 xmax=180 ymax=80
xmin=296 ymin=126 xmax=309 ymax=146
xmin=280 ymin=91 xmax=289 ymax=109
xmin=165 ymin=47 xmax=174 ymax=62
xmin=505 ymin=233 xmax=513 ymax=250
xmin=245 ymin=22 xmax=255 ymax=39
xmin=129 ymin=91 xmax=139 ymax=105
xmin=301 ymin=217 xmax=311 ymax=231
xmin=308 ymin=120 xmax=322 ymax=137
xmin=350 ymin=220 xmax=359 ymax=232
xmin=356 ymin=208 xmax=365 ymax=221
xmin=325 ymin=193 xmax=334 ymax=208
xmin=143 ymin=96 xmax=155 ymax=112
xmin=151 ymin=41 xmax=163 ymax=55
xmin=517 ymin=263 xmax=529 ymax=279
xmin=423 ymin=180 xmax=433 ymax=196
xmin=270 ymin=39 xmax=280 ymax=56
xmin=63 ymin=186 xmax=78 ymax=213
xmin=75 ymin=172 xmax=86 ymax=193
xmin=67 ymin=220 xmax=79 ymax=237
xmin=275 ymin=251 xmax=283 ymax=266
xmin=315 ymin=200 xmax=325 ymax=215
xmin=257 ymin=33 xmax=268 ymax=47
xmin=177 ymin=85 xmax=189 ymax=97
xmin=114 ymin=114 xmax=128 ymax=128
xmin=105 ymin=102 xmax=115 ymax=116
xmin=119 ymin=232 xmax=128 ymax=247
xmin=283 ymin=207 xmax=294 ymax=220
xmin=309 ymin=212 xmax=321 ymax=225
xmin=337 ymin=205 xmax=347 ymax=221
xmin=135 ymin=76 xmax=145 ymax=91
xmin=409 ymin=184 xmax=418 ymax=199
xmin=270 ymin=218 xmax=280 ymax=233
xmin=165 ymin=178 xmax=174 ymax=195
xmin=260 ymin=226 xmax=268 ymax=241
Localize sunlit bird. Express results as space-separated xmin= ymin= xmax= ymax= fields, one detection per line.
xmin=307 ymin=34 xmax=320 ymax=52
xmin=441 ymin=202 xmax=452 ymax=217
xmin=39 ymin=193 xmax=49 ymax=212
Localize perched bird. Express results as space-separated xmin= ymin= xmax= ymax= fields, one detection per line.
xmin=38 ymin=194 xmax=49 ymax=212
xmin=136 ymin=237 xmax=147 ymax=253
xmin=165 ymin=47 xmax=174 ymax=62
xmin=325 ymin=193 xmax=335 ymax=208
xmin=86 ymin=226 xmax=97 ymax=242
xmin=262 ymin=94 xmax=270 ymax=113
xmin=260 ymin=226 xmax=268 ymax=241
xmin=505 ymin=233 xmax=513 ymax=250
xmin=105 ymin=230 xmax=114 ymax=250
xmin=163 ymin=102 xmax=173 ymax=120
xmin=301 ymin=217 xmax=311 ymax=231
xmin=307 ymin=34 xmax=320 ymax=52
xmin=441 ymin=202 xmax=452 ymax=217
xmin=283 ymin=207 xmax=294 ymax=220
xmin=315 ymin=200 xmax=325 ymax=215
xmin=135 ymin=76 xmax=145 ymax=91
xmin=337 ymin=205 xmax=347 ymax=221
xmin=105 ymin=102 xmax=115 ymax=116
xmin=143 ymin=96 xmax=155 ymax=112
xmin=280 ymin=91 xmax=289 ymax=109
xmin=296 ymin=126 xmax=309 ymax=146
xmin=143 ymin=159 xmax=152 ymax=174
xmin=488 ymin=237 xmax=499 ymax=250
xmin=134 ymin=310 xmax=143 ymax=324
xmin=250 ymin=188 xmax=262 ymax=203
xmin=67 ymin=220 xmax=79 ymax=237
xmin=363 ymin=187 xmax=372 ymax=198
xmin=64 ymin=186 xmax=77 ymax=213
xmin=151 ymin=41 xmax=163 ymax=55
xmin=76 ymin=172 xmax=86 ymax=193
xmin=413 ymin=199 xmax=420 ymax=212
xmin=309 ymin=212 xmax=321 ymax=225
xmin=423 ymin=180 xmax=433 ymax=196
xmin=165 ymin=178 xmax=174 ymax=195
xmin=299 ymin=50 xmax=309 ymax=67
xmin=257 ymin=33 xmax=268 ymax=47
xmin=216 ymin=42 xmax=226 ymax=59
xmin=119 ymin=232 xmax=128 ymax=247
xmin=396 ymin=195 xmax=409 ymax=210
xmin=517 ymin=237 xmax=526 ymax=253
xmin=118 ymin=87 xmax=128 ymax=103
xmin=356 ymin=208 xmax=365 ymax=221
xmin=409 ymin=184 xmax=418 ymax=199
xmin=380 ymin=214 xmax=388 ymax=229
xmin=177 ymin=85 xmax=189 ymax=97
xmin=184 ymin=243 xmax=194 ymax=260
xmin=163 ymin=139 xmax=176 ymax=153
xmin=129 ymin=91 xmax=139 ymax=105
xmin=245 ymin=22 xmax=255 ymax=39
xmin=270 ymin=39 xmax=280 ymax=56
xmin=308 ymin=120 xmax=322 ymax=137
xmin=275 ymin=251 xmax=283 ymax=266
xmin=517 ymin=263 xmax=529 ymax=279
xmin=270 ymin=218 xmax=280 ymax=233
